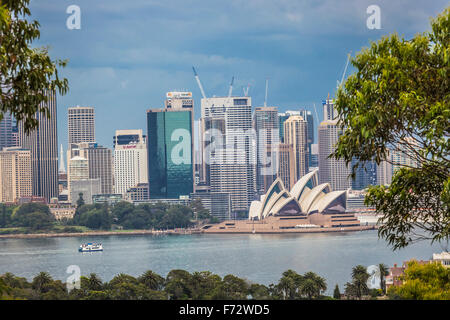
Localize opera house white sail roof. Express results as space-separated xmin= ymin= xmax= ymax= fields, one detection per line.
xmin=249 ymin=169 xmax=347 ymax=220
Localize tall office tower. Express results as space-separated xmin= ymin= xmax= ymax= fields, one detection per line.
xmin=19 ymin=91 xmax=59 ymax=202
xmin=0 ymin=112 xmax=13 ymax=151
xmin=68 ymin=106 xmax=95 ymax=145
xmin=284 ymin=115 xmax=309 ymax=182
xmin=299 ymin=109 xmax=314 ymax=167
xmin=11 ymin=125 xmax=19 ymax=147
xmin=278 ymin=110 xmax=300 ymax=143
xmin=377 ymin=158 xmax=392 ymax=186
xmin=310 ymin=143 xmax=319 ymax=168
xmin=114 ymin=129 xmax=148 ymax=196
xmin=322 ymin=99 xmax=339 ymax=121
xmin=318 ymin=120 xmax=351 ymax=190
xmin=391 ymin=137 xmax=420 ymax=172
xmin=200 ymin=96 xmax=256 ymax=213
xmin=67 ymin=155 xmax=89 ymax=202
xmin=147 ymin=107 xmax=193 ymax=199
xmin=69 ymin=142 xmax=113 ymax=195
xmin=253 ymin=106 xmax=279 ymax=195
xmin=351 ymin=159 xmax=377 ymax=190
xmin=200 ymin=116 xmax=225 ymax=185
xmin=0 ymin=148 xmax=32 ymax=202
xmin=276 ymin=143 xmax=296 ymax=190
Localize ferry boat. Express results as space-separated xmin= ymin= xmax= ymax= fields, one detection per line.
xmin=79 ymin=243 xmax=103 ymax=252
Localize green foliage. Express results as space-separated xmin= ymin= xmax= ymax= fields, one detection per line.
xmin=388 ymin=260 xmax=450 ymax=300
xmin=12 ymin=203 xmax=54 ymax=230
xmin=273 ymin=269 xmax=327 ymax=300
xmin=344 ymin=265 xmax=370 ymax=299
xmin=333 ymin=7 xmax=450 ymax=249
xmin=0 ymin=0 xmax=68 ymax=133
xmin=333 ymin=284 xmax=341 ymax=299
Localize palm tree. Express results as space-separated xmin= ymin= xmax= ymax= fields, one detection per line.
xmin=87 ymin=273 xmax=103 ymax=291
xmin=31 ymin=272 xmax=53 ymax=293
xmin=303 ymin=272 xmax=327 ymax=299
xmin=350 ymin=265 xmax=370 ymax=299
xmin=138 ymin=270 xmax=165 ymax=291
xmin=378 ymin=263 xmax=389 ymax=295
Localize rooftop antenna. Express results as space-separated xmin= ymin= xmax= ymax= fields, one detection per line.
xmin=264 ymin=79 xmax=268 ymax=107
xmin=227 ymin=76 xmax=234 ymax=98
xmin=192 ymin=66 xmax=207 ymax=99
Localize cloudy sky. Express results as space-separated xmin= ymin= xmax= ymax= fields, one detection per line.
xmin=29 ymin=0 xmax=448 ymax=149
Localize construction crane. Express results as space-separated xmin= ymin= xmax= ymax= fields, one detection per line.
xmin=264 ymin=79 xmax=268 ymax=107
xmin=227 ymin=76 xmax=234 ymax=98
xmin=192 ymin=66 xmax=207 ymax=99
xmin=337 ymin=51 xmax=351 ymax=89
xmin=243 ymin=83 xmax=250 ymax=97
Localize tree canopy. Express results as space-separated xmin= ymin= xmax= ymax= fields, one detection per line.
xmin=0 ymin=0 xmax=68 ymax=132
xmin=333 ymin=7 xmax=449 ymax=249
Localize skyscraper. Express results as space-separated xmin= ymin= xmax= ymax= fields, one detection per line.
xmin=276 ymin=143 xmax=296 ymax=190
xmin=284 ymin=115 xmax=309 ymax=181
xmin=200 ymin=96 xmax=256 ymax=213
xmin=278 ymin=110 xmax=300 ymax=143
xmin=318 ymin=119 xmax=351 ymax=191
xmin=322 ymin=99 xmax=338 ymax=121
xmin=68 ymin=142 xmax=113 ymax=195
xmin=0 ymin=147 xmax=32 ymax=203
xmin=0 ymin=112 xmax=13 ymax=151
xmin=299 ymin=109 xmax=314 ymax=167
xmin=68 ymin=106 xmax=95 ymax=145
xmin=253 ymin=106 xmax=279 ymax=195
xmin=114 ymin=129 xmax=148 ymax=196
xmin=19 ymin=91 xmax=59 ymax=201
xmin=147 ymin=108 xmax=193 ymax=199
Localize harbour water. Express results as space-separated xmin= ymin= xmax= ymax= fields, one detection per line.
xmin=0 ymin=230 xmax=445 ymax=294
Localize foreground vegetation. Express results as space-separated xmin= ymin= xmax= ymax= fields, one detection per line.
xmin=1 ymin=261 xmax=447 ymax=300
xmin=0 ymin=199 xmax=216 ymax=235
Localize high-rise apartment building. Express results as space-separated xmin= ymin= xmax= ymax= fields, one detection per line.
xmin=284 ymin=115 xmax=309 ymax=181
xmin=114 ymin=129 xmax=148 ymax=196
xmin=0 ymin=147 xmax=32 ymax=203
xmin=318 ymin=119 xmax=351 ymax=191
xmin=200 ymin=96 xmax=256 ymax=213
xmin=253 ymin=106 xmax=279 ymax=195
xmin=68 ymin=106 xmax=95 ymax=145
xmin=19 ymin=91 xmax=59 ymax=201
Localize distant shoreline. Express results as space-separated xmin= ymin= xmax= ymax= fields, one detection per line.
xmin=0 ymin=225 xmax=378 ymax=239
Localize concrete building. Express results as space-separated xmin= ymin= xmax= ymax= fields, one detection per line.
xmin=164 ymin=91 xmax=194 ymax=109
xmin=0 ymin=147 xmax=32 ymax=203
xmin=432 ymin=252 xmax=450 ymax=268
xmin=126 ymin=183 xmax=149 ymax=202
xmin=114 ymin=129 xmax=148 ymax=196
xmin=253 ymin=106 xmax=279 ymax=195
xmin=191 ymin=185 xmax=231 ymax=221
xmin=318 ymin=120 xmax=351 ymax=191
xmin=19 ymin=91 xmax=59 ymax=202
xmin=284 ymin=115 xmax=309 ymax=182
xmin=278 ymin=110 xmax=300 ymax=143
xmin=322 ymin=99 xmax=338 ymax=121
xmin=299 ymin=109 xmax=314 ymax=168
xmin=68 ymin=106 xmax=95 ymax=145
xmin=67 ymin=155 xmax=89 ymax=202
xmin=69 ymin=178 xmax=101 ymax=205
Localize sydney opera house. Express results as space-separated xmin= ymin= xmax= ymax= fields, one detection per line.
xmin=204 ymin=170 xmax=366 ymax=233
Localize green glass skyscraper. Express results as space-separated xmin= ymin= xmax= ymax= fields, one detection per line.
xmin=147 ymin=95 xmax=194 ymax=199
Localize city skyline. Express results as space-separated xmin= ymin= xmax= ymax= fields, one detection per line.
xmin=28 ymin=0 xmax=448 ymax=150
